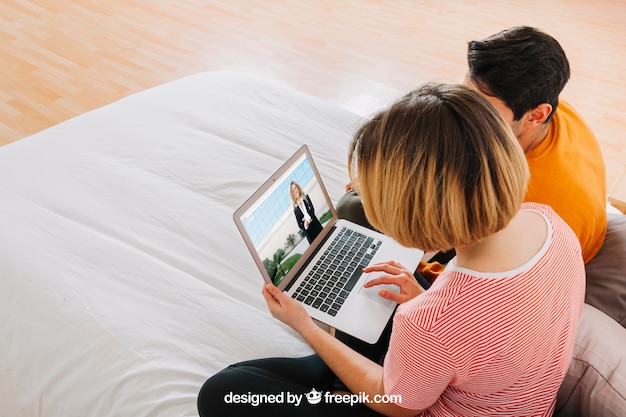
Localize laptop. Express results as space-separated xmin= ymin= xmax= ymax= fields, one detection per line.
xmin=234 ymin=145 xmax=423 ymax=343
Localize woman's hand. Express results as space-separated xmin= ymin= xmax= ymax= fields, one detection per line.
xmin=362 ymin=261 xmax=426 ymax=304
xmin=262 ymin=283 xmax=316 ymax=334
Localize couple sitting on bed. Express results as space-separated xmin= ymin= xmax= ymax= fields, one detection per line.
xmin=198 ymin=26 xmax=605 ymax=416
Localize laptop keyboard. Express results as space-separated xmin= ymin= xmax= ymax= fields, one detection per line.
xmin=291 ymin=227 xmax=381 ymax=317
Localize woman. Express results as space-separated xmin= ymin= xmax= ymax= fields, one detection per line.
xmin=290 ymin=180 xmax=323 ymax=244
xmin=198 ymin=84 xmax=585 ymax=416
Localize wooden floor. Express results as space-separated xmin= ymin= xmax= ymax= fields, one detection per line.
xmin=2 ymin=0 xmax=626 ymax=189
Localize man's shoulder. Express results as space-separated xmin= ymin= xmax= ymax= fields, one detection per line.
xmin=554 ymin=100 xmax=592 ymax=131
xmin=551 ymin=99 xmax=599 ymax=146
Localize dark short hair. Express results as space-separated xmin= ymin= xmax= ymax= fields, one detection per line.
xmin=467 ymin=26 xmax=570 ymax=122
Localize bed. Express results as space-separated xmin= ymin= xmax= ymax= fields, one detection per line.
xmin=1 ymin=71 xmax=624 ymax=417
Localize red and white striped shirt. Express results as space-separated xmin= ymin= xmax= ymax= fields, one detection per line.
xmin=383 ymin=203 xmax=586 ymax=416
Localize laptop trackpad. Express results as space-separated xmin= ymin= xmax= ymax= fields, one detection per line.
xmin=358 ymin=272 xmax=398 ymax=307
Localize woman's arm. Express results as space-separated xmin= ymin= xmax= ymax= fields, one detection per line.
xmin=294 ymin=206 xmax=305 ymax=230
xmin=262 ymin=284 xmax=422 ymax=417
xmin=305 ymin=194 xmax=315 ymax=216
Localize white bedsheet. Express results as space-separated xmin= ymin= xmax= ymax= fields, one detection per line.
xmin=0 ymin=71 xmax=362 ymax=417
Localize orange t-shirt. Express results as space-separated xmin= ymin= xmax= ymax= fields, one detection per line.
xmin=524 ymin=100 xmax=606 ymax=263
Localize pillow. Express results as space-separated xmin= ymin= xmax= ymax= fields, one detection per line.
xmin=554 ymin=304 xmax=626 ymax=417
xmin=584 ymin=213 xmax=626 ymax=327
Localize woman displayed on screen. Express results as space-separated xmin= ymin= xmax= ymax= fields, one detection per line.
xmin=290 ymin=181 xmax=323 ymax=243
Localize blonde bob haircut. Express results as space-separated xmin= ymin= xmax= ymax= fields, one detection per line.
xmin=348 ymin=83 xmax=529 ymax=252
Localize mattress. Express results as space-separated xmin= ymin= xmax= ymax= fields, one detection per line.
xmin=0 ymin=71 xmax=362 ymax=416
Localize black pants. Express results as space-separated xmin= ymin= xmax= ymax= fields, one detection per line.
xmin=197 ymin=354 xmax=384 ymax=416
xmin=197 ymin=310 xmax=395 ymax=416
xmin=197 ymin=274 xmax=430 ymax=417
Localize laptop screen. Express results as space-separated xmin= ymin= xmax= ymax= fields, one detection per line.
xmin=234 ymin=147 xmax=337 ymax=286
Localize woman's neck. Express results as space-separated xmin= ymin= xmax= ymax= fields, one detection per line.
xmin=454 ymin=210 xmax=547 ymax=273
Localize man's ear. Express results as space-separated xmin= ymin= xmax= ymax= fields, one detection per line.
xmin=527 ymin=103 xmax=553 ymax=125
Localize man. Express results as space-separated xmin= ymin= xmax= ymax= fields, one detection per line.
xmin=465 ymin=26 xmax=606 ymax=264
xmin=337 ymin=26 xmax=607 ymax=269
